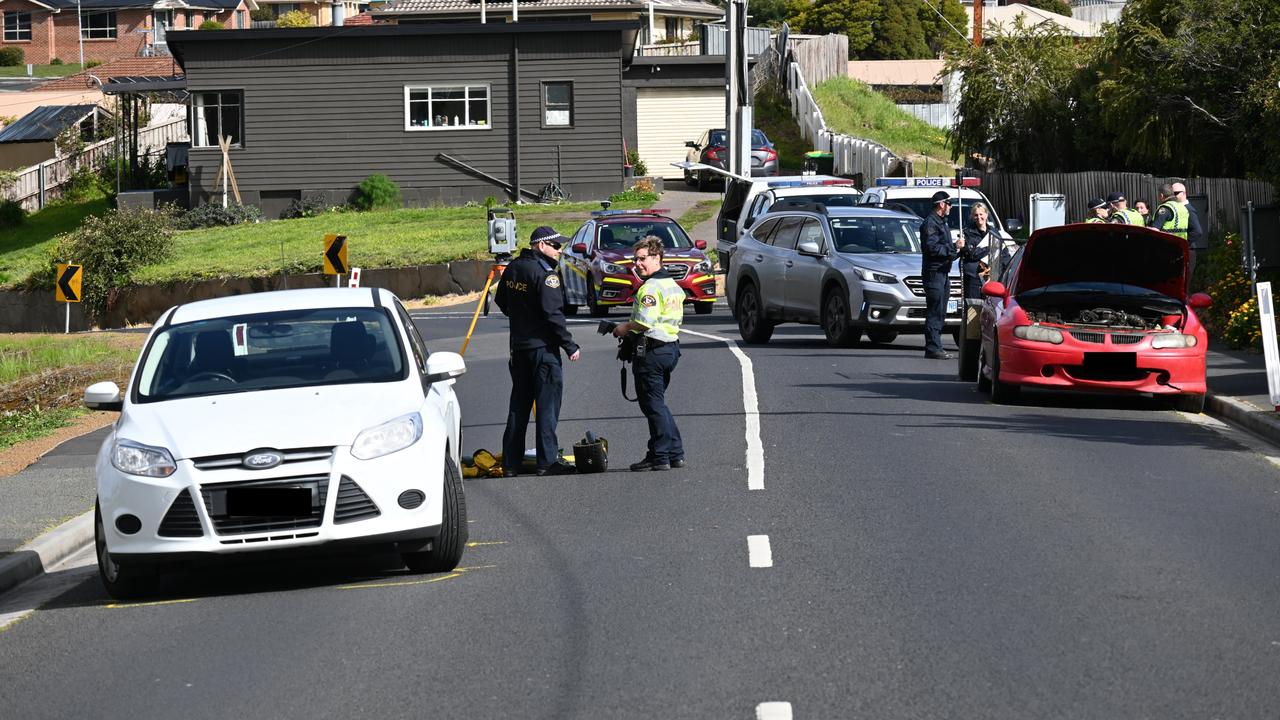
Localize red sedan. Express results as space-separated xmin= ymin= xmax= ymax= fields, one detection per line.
xmin=977 ymin=223 xmax=1212 ymax=412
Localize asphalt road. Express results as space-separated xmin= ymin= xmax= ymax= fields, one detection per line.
xmin=2 ymin=299 xmax=1280 ymax=719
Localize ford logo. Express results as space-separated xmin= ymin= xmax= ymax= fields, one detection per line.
xmin=242 ymin=450 xmax=283 ymax=470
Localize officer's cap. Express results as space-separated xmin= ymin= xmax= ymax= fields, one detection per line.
xmin=1106 ymin=192 xmax=1125 ymax=204
xmin=1087 ymin=197 xmax=1107 ymax=210
xmin=930 ymin=191 xmax=952 ymax=205
xmin=530 ymin=225 xmax=565 ymax=246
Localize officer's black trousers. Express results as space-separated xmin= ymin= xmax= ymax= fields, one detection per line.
xmin=922 ymin=269 xmax=949 ymax=354
xmin=503 ymin=346 xmax=563 ymax=471
xmin=632 ymin=342 xmax=684 ymax=464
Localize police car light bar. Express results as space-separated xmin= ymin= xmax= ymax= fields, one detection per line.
xmin=874 ymin=177 xmax=982 ymax=188
xmin=767 ymin=179 xmax=857 ymax=188
xmin=590 ymin=208 xmax=672 ymax=218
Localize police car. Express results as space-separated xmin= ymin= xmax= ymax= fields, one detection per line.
xmin=858 ymin=176 xmax=1022 ymax=244
xmin=718 ymin=176 xmax=862 ymax=278
xmin=559 ymin=209 xmax=717 ymax=317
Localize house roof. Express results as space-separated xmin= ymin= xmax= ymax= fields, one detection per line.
xmin=968 ymin=3 xmax=1097 ymax=38
xmin=41 ymin=0 xmax=248 ymax=9
xmin=0 ymin=105 xmax=101 ymax=144
xmin=375 ymin=0 xmax=723 ymax=19
xmin=38 ymin=57 xmax=182 ymax=91
xmin=343 ymin=10 xmax=376 ymax=24
xmin=846 ymin=59 xmax=946 ymax=86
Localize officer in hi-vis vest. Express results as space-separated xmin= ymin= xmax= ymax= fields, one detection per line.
xmin=1106 ymin=192 xmax=1146 ymax=225
xmin=1152 ymin=183 xmax=1190 ymax=241
xmin=611 ymin=235 xmax=685 ymax=471
xmin=1086 ymin=197 xmax=1109 ymax=223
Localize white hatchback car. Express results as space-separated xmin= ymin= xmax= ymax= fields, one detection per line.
xmin=85 ymin=288 xmax=467 ymax=599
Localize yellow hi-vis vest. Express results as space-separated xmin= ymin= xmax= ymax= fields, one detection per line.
xmin=1109 ymin=208 xmax=1146 ymax=226
xmin=631 ymin=276 xmax=683 ymax=342
xmin=1086 ymin=217 xmax=1105 ymax=223
xmin=1157 ymin=200 xmax=1189 ymax=240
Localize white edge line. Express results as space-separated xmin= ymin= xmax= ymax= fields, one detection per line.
xmin=682 ymin=328 xmax=765 ymax=491
xmin=756 ymin=701 xmax=793 ymax=720
xmin=747 ymin=535 xmax=773 ymax=568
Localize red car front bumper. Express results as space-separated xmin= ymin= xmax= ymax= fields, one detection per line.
xmin=595 ymin=270 xmax=718 ymax=307
xmin=997 ymin=338 xmax=1207 ymax=395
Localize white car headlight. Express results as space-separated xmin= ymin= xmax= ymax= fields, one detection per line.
xmin=602 ymin=262 xmax=629 ymax=275
xmin=694 ymin=259 xmax=712 ymax=272
xmin=111 ymin=439 xmax=177 ymax=477
xmin=852 ymin=266 xmax=897 ymax=284
xmin=1013 ymin=325 xmax=1064 ymax=344
xmin=1151 ymin=333 xmax=1197 ymax=349
xmin=352 ymin=412 xmax=423 ymax=460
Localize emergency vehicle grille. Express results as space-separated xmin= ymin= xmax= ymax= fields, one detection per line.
xmin=904 ymin=276 xmax=962 ymax=298
xmin=158 ymin=489 xmax=203 ymax=537
xmin=192 ymin=447 xmax=334 ymax=471
xmin=1110 ymin=334 xmax=1146 ymax=345
xmin=200 ymin=475 xmax=329 ymax=535
xmin=334 ymin=476 xmax=381 ymax=524
xmin=663 ymin=263 xmax=690 ymax=280
xmin=1069 ymin=331 xmax=1105 ymax=344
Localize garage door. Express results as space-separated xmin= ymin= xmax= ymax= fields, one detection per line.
xmin=637 ymin=87 xmax=725 ymax=180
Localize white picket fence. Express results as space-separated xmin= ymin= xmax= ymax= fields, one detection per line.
xmin=3 ymin=118 xmax=188 ymax=211
xmin=786 ymin=59 xmax=900 ymax=182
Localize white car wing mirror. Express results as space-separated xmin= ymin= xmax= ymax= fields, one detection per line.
xmin=84 ymin=381 xmax=123 ymax=412
xmin=424 ymin=351 xmax=467 ymax=384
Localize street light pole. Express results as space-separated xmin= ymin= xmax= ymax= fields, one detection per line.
xmin=77 ymin=0 xmax=84 ymax=68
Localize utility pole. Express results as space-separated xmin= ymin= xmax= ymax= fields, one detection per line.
xmin=724 ymin=0 xmax=751 ymax=178
xmin=77 ymin=0 xmax=85 ymax=68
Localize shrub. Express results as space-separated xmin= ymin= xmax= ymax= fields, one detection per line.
xmin=62 ymin=166 xmax=104 ymax=203
xmin=0 ymin=199 xmax=25 ymax=229
xmin=626 ymin=149 xmax=648 ymax=177
xmin=276 ymin=9 xmax=314 ymax=27
xmin=42 ymin=207 xmax=177 ymax=322
xmin=1222 ymin=297 xmax=1262 ymax=350
xmin=0 ymin=47 xmax=23 ymax=66
xmin=280 ymin=195 xmax=329 ymax=219
xmin=49 ymin=57 xmax=63 ymax=66
xmin=85 ymin=60 xmax=101 ymax=69
xmin=608 ymin=182 xmax=658 ymax=205
xmin=352 ymin=174 xmax=401 ymax=211
xmin=198 ymin=20 xmax=224 ymax=30
xmin=250 ymin=7 xmax=273 ymax=20
xmin=179 ymin=202 xmax=262 ymax=229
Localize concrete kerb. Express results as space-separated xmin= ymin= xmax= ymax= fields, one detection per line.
xmin=1205 ymin=392 xmax=1280 ymax=447
xmin=0 ymin=510 xmax=93 ymax=597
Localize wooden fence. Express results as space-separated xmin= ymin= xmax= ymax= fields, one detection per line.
xmin=790 ymin=33 xmax=847 ymax=87
xmin=976 ymin=170 xmax=1276 ymax=237
xmin=3 ymin=117 xmax=188 ymax=212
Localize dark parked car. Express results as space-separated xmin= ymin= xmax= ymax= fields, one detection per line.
xmin=683 ymin=128 xmax=779 ymax=189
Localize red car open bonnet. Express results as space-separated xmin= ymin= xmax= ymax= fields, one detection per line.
xmin=1013 ymin=224 xmax=1190 ymax=301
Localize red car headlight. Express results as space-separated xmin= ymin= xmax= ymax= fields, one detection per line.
xmin=1013 ymin=325 xmax=1064 ymax=344
xmin=1151 ymin=333 xmax=1198 ymax=349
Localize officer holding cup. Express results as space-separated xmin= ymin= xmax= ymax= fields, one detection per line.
xmin=611 ymin=235 xmax=685 ymax=471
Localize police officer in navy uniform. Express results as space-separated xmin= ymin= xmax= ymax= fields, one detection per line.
xmin=495 ymin=226 xmax=581 ymax=477
xmin=921 ymin=190 xmax=962 ymax=360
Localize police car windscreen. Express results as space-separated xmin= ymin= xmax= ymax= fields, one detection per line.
xmin=599 ymin=221 xmax=693 ymax=250
xmin=894 ymin=198 xmax=1003 ymax=232
xmin=830 ymin=218 xmax=922 ymax=254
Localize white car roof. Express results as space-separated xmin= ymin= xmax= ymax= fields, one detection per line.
xmin=870 ymin=185 xmax=990 ymax=201
xmin=770 ymin=185 xmax=862 ymax=197
xmin=165 ymin=287 xmax=394 ymax=325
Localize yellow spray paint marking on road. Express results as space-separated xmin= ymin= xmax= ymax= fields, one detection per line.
xmin=466 ymin=541 xmax=508 ymax=548
xmin=335 ymin=564 xmax=497 ymax=591
xmin=104 ymin=598 xmax=200 ymax=610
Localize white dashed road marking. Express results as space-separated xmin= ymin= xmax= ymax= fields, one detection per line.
xmin=756 ymin=701 xmax=793 ymax=719
xmin=682 ymin=328 xmax=765 ymax=490
xmin=748 ymin=535 xmax=773 ymax=568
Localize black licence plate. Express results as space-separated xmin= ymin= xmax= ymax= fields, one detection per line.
xmin=1083 ymin=352 xmax=1137 ymax=373
xmin=225 ymin=487 xmax=313 ymax=517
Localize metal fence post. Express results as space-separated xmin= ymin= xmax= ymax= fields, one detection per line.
xmin=1246 ymin=201 xmax=1257 ymax=291
xmin=37 ymin=162 xmax=45 ymax=210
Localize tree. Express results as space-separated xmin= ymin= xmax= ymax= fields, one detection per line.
xmin=276 ymin=10 xmax=315 ymax=28
xmin=197 ymin=19 xmax=223 ymax=30
xmin=865 ymin=0 xmax=930 ymax=60
xmin=944 ymin=17 xmax=1086 ymax=171
xmin=792 ymin=0 xmax=881 ymax=56
xmin=917 ymin=0 xmax=970 ymax=56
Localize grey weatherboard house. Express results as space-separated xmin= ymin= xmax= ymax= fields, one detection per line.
xmin=166 ymin=21 xmax=640 ymax=214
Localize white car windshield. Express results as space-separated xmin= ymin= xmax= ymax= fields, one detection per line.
xmin=830 ymin=217 xmax=923 ymax=254
xmin=135 ymin=307 xmax=406 ymax=402
xmin=889 ymin=197 xmax=1004 ymax=233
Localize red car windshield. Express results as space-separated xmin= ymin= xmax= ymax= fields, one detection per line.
xmin=597 ymin=221 xmax=694 ymax=252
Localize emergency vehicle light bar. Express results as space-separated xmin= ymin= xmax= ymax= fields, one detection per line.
xmin=874 ymin=177 xmax=981 ymax=188
xmin=590 ymin=209 xmax=671 ymax=218
xmin=766 ymin=179 xmax=857 ymax=188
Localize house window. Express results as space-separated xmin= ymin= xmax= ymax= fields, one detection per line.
xmin=272 ymin=4 xmax=299 ymax=17
xmin=542 ymin=81 xmax=573 ymax=127
xmin=237 ymin=10 xmax=246 ymax=28
xmin=404 ymin=85 xmax=490 ymax=130
xmin=192 ymin=91 xmax=243 ymax=147
xmin=664 ymin=16 xmax=680 ymax=41
xmin=81 ymin=11 xmax=117 ymax=39
xmin=3 ymin=11 xmax=32 ymax=42
xmin=183 ymin=10 xmax=192 ymax=28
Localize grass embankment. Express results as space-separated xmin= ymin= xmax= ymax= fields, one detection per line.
xmin=0 ymin=195 xmax=112 ymax=286
xmin=754 ymin=94 xmax=812 ymax=174
xmin=0 ymin=332 xmax=143 ymax=450
xmin=812 ymin=76 xmax=954 ymax=172
xmin=0 ymin=63 xmax=86 ymax=78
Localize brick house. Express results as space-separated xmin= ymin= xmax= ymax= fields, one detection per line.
xmin=1 ymin=0 xmax=258 ymax=65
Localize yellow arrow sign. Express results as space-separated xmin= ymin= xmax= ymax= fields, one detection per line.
xmin=55 ymin=263 xmax=83 ymax=303
xmin=323 ymin=234 xmax=348 ymax=275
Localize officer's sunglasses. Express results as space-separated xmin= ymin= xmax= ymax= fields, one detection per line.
xmin=540 ymin=239 xmax=563 ymax=250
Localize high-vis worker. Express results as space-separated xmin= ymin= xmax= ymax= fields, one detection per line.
xmin=611 ymin=235 xmax=685 ymax=471
xmin=1085 ymin=197 xmax=1109 ymax=223
xmin=1152 ymin=182 xmax=1190 ymax=241
xmin=1106 ymin=192 xmax=1146 ymax=225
